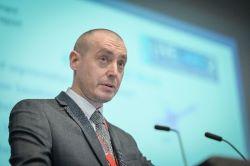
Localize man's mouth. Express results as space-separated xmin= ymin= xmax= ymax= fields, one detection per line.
xmin=100 ymin=83 xmax=116 ymax=89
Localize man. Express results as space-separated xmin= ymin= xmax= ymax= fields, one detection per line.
xmin=9 ymin=29 xmax=153 ymax=166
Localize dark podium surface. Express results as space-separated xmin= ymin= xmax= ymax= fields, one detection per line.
xmin=198 ymin=156 xmax=250 ymax=166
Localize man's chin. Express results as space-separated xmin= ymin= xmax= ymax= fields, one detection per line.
xmin=95 ymin=94 xmax=115 ymax=103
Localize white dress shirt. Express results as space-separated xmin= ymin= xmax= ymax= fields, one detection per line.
xmin=66 ymin=88 xmax=103 ymax=130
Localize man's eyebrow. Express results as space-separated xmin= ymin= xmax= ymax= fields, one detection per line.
xmin=96 ymin=48 xmax=113 ymax=55
xmin=120 ymin=54 xmax=127 ymax=62
xmin=97 ymin=48 xmax=127 ymax=60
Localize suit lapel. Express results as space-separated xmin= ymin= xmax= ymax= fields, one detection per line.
xmin=55 ymin=92 xmax=108 ymax=166
xmin=108 ymin=123 xmax=127 ymax=166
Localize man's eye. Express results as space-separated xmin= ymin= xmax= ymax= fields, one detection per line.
xmin=99 ymin=56 xmax=107 ymax=63
xmin=118 ymin=61 xmax=125 ymax=69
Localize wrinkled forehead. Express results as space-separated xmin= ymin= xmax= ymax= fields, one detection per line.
xmin=88 ymin=31 xmax=127 ymax=55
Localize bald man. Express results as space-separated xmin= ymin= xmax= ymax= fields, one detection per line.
xmin=9 ymin=29 xmax=153 ymax=166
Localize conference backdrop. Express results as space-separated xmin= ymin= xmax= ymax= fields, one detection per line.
xmin=0 ymin=0 xmax=248 ymax=165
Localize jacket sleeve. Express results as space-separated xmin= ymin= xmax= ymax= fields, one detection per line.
xmin=9 ymin=100 xmax=52 ymax=166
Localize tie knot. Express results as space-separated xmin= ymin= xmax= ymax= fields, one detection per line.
xmin=90 ymin=110 xmax=105 ymax=125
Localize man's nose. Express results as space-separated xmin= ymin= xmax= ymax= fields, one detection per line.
xmin=107 ymin=62 xmax=118 ymax=77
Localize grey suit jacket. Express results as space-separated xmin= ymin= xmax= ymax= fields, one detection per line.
xmin=9 ymin=92 xmax=153 ymax=166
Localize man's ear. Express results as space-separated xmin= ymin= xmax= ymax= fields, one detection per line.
xmin=70 ymin=50 xmax=80 ymax=70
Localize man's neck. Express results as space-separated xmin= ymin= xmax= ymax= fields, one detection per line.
xmin=70 ymin=86 xmax=103 ymax=109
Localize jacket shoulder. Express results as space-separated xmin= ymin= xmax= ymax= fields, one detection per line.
xmin=11 ymin=98 xmax=62 ymax=115
xmin=109 ymin=123 xmax=136 ymax=144
xmin=109 ymin=123 xmax=129 ymax=135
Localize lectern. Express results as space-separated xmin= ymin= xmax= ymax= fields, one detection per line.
xmin=199 ymin=156 xmax=250 ymax=166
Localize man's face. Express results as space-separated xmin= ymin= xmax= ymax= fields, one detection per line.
xmin=72 ymin=32 xmax=127 ymax=104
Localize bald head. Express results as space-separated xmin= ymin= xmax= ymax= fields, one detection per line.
xmin=70 ymin=28 xmax=127 ymax=107
xmin=73 ymin=29 xmax=124 ymax=55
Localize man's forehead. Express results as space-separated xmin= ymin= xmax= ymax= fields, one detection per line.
xmin=90 ymin=32 xmax=126 ymax=52
xmin=97 ymin=47 xmax=127 ymax=60
xmin=90 ymin=31 xmax=124 ymax=45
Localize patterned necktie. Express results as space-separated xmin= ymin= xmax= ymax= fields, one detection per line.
xmin=90 ymin=111 xmax=117 ymax=166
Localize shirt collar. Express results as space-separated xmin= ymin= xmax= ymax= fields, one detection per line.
xmin=65 ymin=88 xmax=103 ymax=120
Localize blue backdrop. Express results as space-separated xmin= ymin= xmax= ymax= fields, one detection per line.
xmin=0 ymin=0 xmax=248 ymax=165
